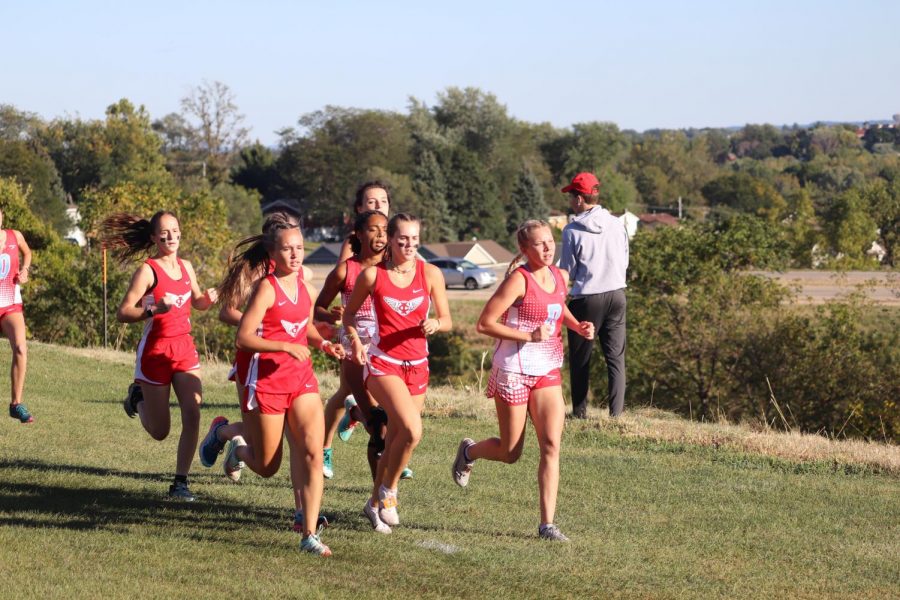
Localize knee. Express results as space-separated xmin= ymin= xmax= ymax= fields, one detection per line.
xmin=396 ymin=423 xmax=422 ymax=449
xmin=147 ymin=426 xmax=169 ymax=441
xmin=500 ymin=446 xmax=523 ymax=464
xmin=256 ymin=461 xmax=280 ymax=478
xmin=541 ymin=437 xmax=561 ymax=460
xmin=12 ymin=343 xmax=26 ymax=361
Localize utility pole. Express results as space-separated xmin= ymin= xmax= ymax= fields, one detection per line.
xmin=678 ymin=196 xmax=683 ymax=219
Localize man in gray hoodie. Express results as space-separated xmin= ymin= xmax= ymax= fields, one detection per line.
xmin=559 ymin=172 xmax=629 ymax=417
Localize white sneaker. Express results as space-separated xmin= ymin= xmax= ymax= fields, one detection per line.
xmin=223 ymin=436 xmax=246 ymax=482
xmin=363 ymin=500 xmax=392 ymax=534
xmin=538 ymin=523 xmax=570 ymax=542
xmin=378 ymin=485 xmax=400 ymax=526
xmin=452 ymin=438 xmax=475 ymax=487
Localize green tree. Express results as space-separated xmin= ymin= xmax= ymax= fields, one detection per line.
xmin=0 ymin=139 xmax=69 ymax=234
xmin=443 ymin=147 xmax=506 ymax=242
xmin=179 ymin=80 xmax=250 ymax=184
xmin=230 ymin=142 xmax=279 ymax=199
xmin=411 ymin=149 xmax=453 ymax=242
xmin=508 ymin=165 xmax=549 ymax=234
xmin=701 ymin=172 xmax=787 ymax=221
xmin=824 ymin=187 xmax=879 ymax=266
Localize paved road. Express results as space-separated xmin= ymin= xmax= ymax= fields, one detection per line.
xmin=306 ymin=265 xmax=899 ymax=305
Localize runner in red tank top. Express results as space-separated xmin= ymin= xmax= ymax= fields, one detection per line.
xmin=314 ymin=210 xmax=387 ymax=481
xmin=0 ymin=210 xmax=34 ymax=424
xmin=451 ymin=220 xmax=594 ymax=542
xmin=105 ymin=211 xmax=219 ymax=501
xmin=203 ymin=217 xmax=344 ymax=557
xmin=204 ymin=214 xmax=328 ymax=535
xmin=343 ymin=213 xmax=451 ymax=533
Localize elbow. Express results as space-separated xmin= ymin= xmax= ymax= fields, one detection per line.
xmin=475 ymin=321 xmax=489 ymax=335
xmin=115 ymin=310 xmax=128 ymax=324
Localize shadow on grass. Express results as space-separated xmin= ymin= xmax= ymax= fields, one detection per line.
xmin=83 ymin=399 xmax=241 ymax=410
xmin=0 ymin=458 xmax=166 ymax=482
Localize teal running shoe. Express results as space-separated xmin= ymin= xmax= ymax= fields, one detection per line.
xmin=400 ymin=466 xmax=413 ymax=480
xmin=323 ymin=448 xmax=334 ymax=479
xmin=299 ymin=534 xmax=332 ymax=557
xmin=8 ymin=403 xmax=33 ymax=423
xmin=337 ymin=396 xmax=358 ymax=442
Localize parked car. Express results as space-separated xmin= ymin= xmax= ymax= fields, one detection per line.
xmin=428 ymin=257 xmax=497 ymax=290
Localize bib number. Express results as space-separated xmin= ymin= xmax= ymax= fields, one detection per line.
xmin=544 ymin=304 xmax=562 ymax=335
xmin=0 ymin=254 xmax=10 ymax=279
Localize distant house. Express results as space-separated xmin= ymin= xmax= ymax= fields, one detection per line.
xmin=64 ymin=205 xmax=86 ymax=247
xmin=613 ymin=210 xmax=640 ymax=239
xmin=638 ymin=213 xmax=680 ymax=230
xmin=304 ymin=243 xmax=344 ymax=265
xmin=419 ymin=240 xmax=515 ymax=266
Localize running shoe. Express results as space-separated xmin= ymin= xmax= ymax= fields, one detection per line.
xmin=400 ymin=466 xmax=414 ymax=480
xmin=299 ymin=534 xmax=332 ymax=557
xmin=223 ymin=437 xmax=246 ymax=482
xmin=168 ymin=480 xmax=196 ymax=502
xmin=199 ymin=416 xmax=228 ymax=467
xmin=8 ymin=403 xmax=33 ymax=424
xmin=538 ymin=524 xmax=570 ymax=542
xmin=452 ymin=438 xmax=475 ymax=487
xmin=323 ymin=448 xmax=334 ymax=479
xmin=362 ymin=500 xmax=392 ymax=534
xmin=292 ymin=511 xmax=329 ymax=536
xmin=378 ymin=486 xmax=399 ymax=526
xmin=123 ymin=383 xmax=142 ymax=418
xmin=336 ymin=396 xmax=358 ymax=442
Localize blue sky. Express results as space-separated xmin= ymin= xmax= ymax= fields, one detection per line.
xmin=2 ymin=1 xmax=899 ymax=145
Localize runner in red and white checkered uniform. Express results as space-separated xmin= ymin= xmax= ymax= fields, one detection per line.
xmin=314 ymin=210 xmax=387 ymax=480
xmin=204 ymin=215 xmax=344 ymax=556
xmin=451 ymin=220 xmax=595 ymax=543
xmin=343 ymin=213 xmax=451 ymax=534
xmin=105 ymin=211 xmax=219 ymax=501
xmin=0 ymin=210 xmax=34 ymax=424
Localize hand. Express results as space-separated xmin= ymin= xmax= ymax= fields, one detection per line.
xmin=578 ymin=321 xmax=595 ymax=340
xmin=419 ymin=318 xmax=442 ymax=336
xmin=530 ymin=323 xmax=552 ymax=342
xmin=329 ymin=305 xmax=344 ymax=323
xmin=323 ymin=341 xmax=346 ymax=360
xmin=154 ymin=300 xmax=172 ymax=315
xmin=351 ymin=338 xmax=366 ymax=366
xmin=205 ymin=288 xmax=218 ymax=304
xmin=16 ymin=267 xmax=29 ymax=284
xmin=284 ymin=343 xmax=311 ymax=362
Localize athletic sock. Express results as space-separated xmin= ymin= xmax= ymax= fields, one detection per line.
xmin=463 ymin=446 xmax=473 ymax=463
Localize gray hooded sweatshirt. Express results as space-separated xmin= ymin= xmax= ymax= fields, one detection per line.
xmin=559 ymin=206 xmax=629 ymax=297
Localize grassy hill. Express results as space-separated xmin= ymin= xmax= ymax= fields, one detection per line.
xmin=1 ymin=343 xmax=897 ymax=599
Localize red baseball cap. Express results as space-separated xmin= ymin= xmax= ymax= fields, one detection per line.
xmin=561 ymin=172 xmax=600 ymax=195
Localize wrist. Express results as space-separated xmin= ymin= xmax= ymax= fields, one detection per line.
xmin=319 ymin=339 xmax=332 ymax=351
xmin=144 ymin=306 xmax=154 ymax=319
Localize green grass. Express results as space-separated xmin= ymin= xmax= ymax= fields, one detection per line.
xmin=1 ymin=343 xmax=898 ymax=599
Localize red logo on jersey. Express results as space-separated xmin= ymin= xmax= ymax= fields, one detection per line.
xmin=384 ymin=296 xmax=424 ymax=317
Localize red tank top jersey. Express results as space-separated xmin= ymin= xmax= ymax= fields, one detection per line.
xmin=0 ymin=230 xmax=22 ymax=309
xmin=142 ymin=258 xmax=193 ymax=340
xmin=342 ymin=257 xmax=377 ymax=335
xmin=247 ymin=272 xmax=312 ymax=394
xmin=492 ymin=265 xmax=566 ymax=376
xmin=370 ymin=259 xmax=430 ymax=361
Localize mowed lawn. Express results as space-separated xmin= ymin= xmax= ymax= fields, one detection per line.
xmin=1 ymin=343 xmax=897 ymax=599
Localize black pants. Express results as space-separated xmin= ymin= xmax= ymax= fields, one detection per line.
xmin=567 ymin=289 xmax=626 ymax=417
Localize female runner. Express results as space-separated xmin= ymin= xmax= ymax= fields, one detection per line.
xmin=105 ymin=211 xmax=218 ymax=500
xmin=199 ymin=212 xmax=326 ymax=535
xmin=209 ymin=215 xmax=343 ymax=556
xmin=0 ymin=209 xmax=33 ymax=423
xmin=314 ymin=210 xmax=387 ymax=480
xmin=451 ymin=220 xmax=594 ymax=541
xmin=344 ymin=213 xmax=450 ymax=534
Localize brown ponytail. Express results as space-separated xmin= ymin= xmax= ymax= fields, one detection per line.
xmin=101 ymin=211 xmax=178 ymax=263
xmin=218 ymin=212 xmax=299 ymax=309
